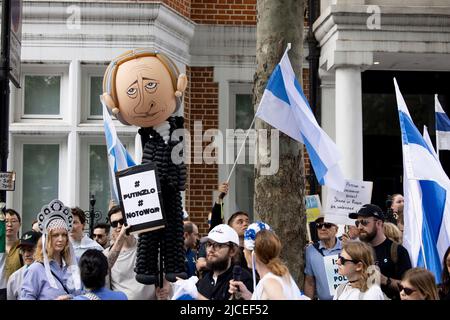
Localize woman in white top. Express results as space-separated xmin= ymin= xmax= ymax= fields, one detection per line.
xmin=228 ymin=221 xmax=308 ymax=300
xmin=333 ymin=240 xmax=384 ymax=300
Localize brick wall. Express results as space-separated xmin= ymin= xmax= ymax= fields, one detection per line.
xmin=184 ymin=66 xmax=219 ymax=235
xmin=163 ymin=0 xmax=191 ymax=18
xmin=191 ymin=0 xmax=256 ymax=25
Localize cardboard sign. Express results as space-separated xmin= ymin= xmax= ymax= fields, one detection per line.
xmin=324 ymin=254 xmax=348 ymax=296
xmin=324 ymin=179 xmax=373 ymax=226
xmin=0 ymin=172 xmax=16 ymax=191
xmin=116 ymin=163 xmax=165 ymax=235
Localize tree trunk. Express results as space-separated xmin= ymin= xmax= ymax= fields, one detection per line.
xmin=254 ymin=0 xmax=306 ymax=288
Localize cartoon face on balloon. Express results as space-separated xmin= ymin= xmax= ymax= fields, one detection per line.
xmin=102 ymin=51 xmax=188 ymax=128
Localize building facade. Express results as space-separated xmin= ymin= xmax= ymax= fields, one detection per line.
xmin=6 ymin=0 xmax=450 ymax=234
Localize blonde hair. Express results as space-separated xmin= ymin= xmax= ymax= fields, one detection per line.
xmin=343 ymin=241 xmax=376 ymax=292
xmin=383 ymin=222 xmax=403 ymax=244
xmin=402 ymin=268 xmax=439 ymax=300
xmin=34 ymin=229 xmax=73 ymax=265
xmin=254 ymin=230 xmax=289 ymax=277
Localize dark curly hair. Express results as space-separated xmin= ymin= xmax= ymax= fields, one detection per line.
xmin=79 ymin=249 xmax=108 ymax=290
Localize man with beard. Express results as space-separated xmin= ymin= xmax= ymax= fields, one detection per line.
xmin=349 ymin=204 xmax=411 ymax=300
xmin=196 ymin=224 xmax=253 ymax=300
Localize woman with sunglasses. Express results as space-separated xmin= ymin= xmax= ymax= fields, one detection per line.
xmin=400 ymin=268 xmax=439 ymax=300
xmin=334 ymin=241 xmax=384 ymax=300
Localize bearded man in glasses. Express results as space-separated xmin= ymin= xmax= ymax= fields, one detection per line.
xmin=304 ymin=215 xmax=342 ymax=300
xmin=348 ymin=204 xmax=411 ymax=300
xmin=103 ymin=205 xmax=156 ymax=300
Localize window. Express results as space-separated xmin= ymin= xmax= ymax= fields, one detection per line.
xmin=89 ymin=144 xmax=110 ymax=219
xmin=234 ymin=94 xmax=255 ymax=219
xmin=22 ymin=144 xmax=60 ymax=232
xmin=24 ymin=75 xmax=61 ymax=115
xmin=89 ymin=76 xmax=104 ymax=117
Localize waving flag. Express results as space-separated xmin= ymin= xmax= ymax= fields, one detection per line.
xmin=422 ymin=126 xmax=438 ymax=160
xmin=435 ymin=95 xmax=450 ymax=151
xmin=256 ymin=46 xmax=345 ymax=191
xmin=102 ymin=102 xmax=136 ymax=204
xmin=395 ymin=79 xmax=450 ymax=281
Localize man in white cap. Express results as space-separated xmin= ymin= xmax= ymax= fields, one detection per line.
xmin=196 ymin=224 xmax=253 ymax=300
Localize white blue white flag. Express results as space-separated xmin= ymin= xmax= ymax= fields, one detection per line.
xmin=395 ymin=79 xmax=450 ymax=281
xmin=102 ymin=102 xmax=136 ymax=204
xmin=256 ymin=47 xmax=346 ymax=192
xmin=435 ymin=95 xmax=450 ymax=151
xmin=422 ymin=126 xmax=438 ymax=161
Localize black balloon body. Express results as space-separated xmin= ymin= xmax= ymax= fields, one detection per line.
xmin=134 ymin=116 xmax=187 ymax=285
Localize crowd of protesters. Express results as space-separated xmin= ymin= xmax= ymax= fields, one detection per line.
xmin=1 ymin=184 xmax=449 ymax=301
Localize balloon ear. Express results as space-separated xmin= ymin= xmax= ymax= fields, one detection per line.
xmin=102 ymin=93 xmax=116 ymax=110
xmin=175 ymin=73 xmax=188 ymax=97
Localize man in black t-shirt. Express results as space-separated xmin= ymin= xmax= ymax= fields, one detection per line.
xmin=349 ymin=204 xmax=412 ymax=300
xmin=196 ymin=224 xmax=253 ymax=300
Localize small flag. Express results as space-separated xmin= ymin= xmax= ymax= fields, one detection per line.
xmin=435 ymin=95 xmax=450 ymax=151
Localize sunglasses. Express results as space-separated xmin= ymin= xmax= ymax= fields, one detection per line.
xmin=338 ymin=254 xmax=359 ymax=265
xmin=206 ymin=241 xmax=230 ymax=251
xmin=111 ymin=219 xmax=125 ymax=228
xmin=399 ymin=284 xmax=417 ymax=296
xmin=316 ymin=222 xmax=334 ymax=229
xmin=355 ymin=219 xmax=372 ymax=228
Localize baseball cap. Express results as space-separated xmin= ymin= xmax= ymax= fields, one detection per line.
xmin=19 ymin=230 xmax=42 ymax=248
xmin=348 ymin=204 xmax=385 ymax=220
xmin=208 ymin=224 xmax=239 ymax=246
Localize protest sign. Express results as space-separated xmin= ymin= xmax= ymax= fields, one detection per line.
xmin=116 ymin=163 xmax=165 ymax=235
xmin=324 ymin=180 xmax=373 ymax=225
xmin=324 ymin=254 xmax=347 ymax=296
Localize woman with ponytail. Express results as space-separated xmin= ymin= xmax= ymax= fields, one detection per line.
xmin=334 ymin=240 xmax=385 ymax=300
xmin=228 ymin=222 xmax=308 ymax=300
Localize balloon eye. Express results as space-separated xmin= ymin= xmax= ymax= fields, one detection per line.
xmin=127 ymin=88 xmax=137 ymax=95
xmin=145 ymin=82 xmax=157 ymax=90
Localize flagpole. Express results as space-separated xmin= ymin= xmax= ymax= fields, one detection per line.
xmin=435 ymin=94 xmax=440 ymax=159
xmin=226 ymin=43 xmax=292 ymax=183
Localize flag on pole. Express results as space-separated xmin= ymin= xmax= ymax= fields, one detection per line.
xmin=435 ymin=95 xmax=450 ymax=151
xmin=394 ymin=78 xmax=450 ymax=281
xmin=102 ymin=102 xmax=136 ymax=204
xmin=256 ymin=45 xmax=346 ymax=192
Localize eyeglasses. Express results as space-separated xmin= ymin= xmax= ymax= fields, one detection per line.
xmin=111 ymin=219 xmax=124 ymax=228
xmin=206 ymin=241 xmax=230 ymax=251
xmin=338 ymin=255 xmax=359 ymax=265
xmin=355 ymin=219 xmax=372 ymax=228
xmin=399 ymin=284 xmax=417 ymax=296
xmin=316 ymin=222 xmax=333 ymax=229
xmin=5 ymin=219 xmax=19 ymax=225
xmin=93 ymin=234 xmax=105 ymax=238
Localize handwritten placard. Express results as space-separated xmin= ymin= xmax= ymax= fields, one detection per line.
xmin=116 ymin=163 xmax=165 ymax=235
xmin=0 ymin=172 xmax=16 ymax=191
xmin=324 ymin=180 xmax=373 ymax=225
xmin=324 ymin=254 xmax=348 ymax=296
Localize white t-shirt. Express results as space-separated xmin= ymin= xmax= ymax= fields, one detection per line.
xmin=252 ymin=272 xmax=308 ymax=300
xmin=71 ymin=235 xmax=104 ymax=260
xmin=333 ymin=282 xmax=385 ymax=300
xmin=104 ymin=245 xmax=156 ymax=300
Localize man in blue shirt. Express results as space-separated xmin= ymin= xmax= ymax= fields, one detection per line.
xmin=184 ymin=221 xmax=199 ymax=277
xmin=304 ymin=216 xmax=342 ymax=300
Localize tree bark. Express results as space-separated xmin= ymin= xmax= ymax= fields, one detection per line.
xmin=254 ymin=0 xmax=306 ymax=288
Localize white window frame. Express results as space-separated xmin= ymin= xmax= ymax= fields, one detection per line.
xmin=80 ymin=64 xmax=108 ymax=123
xmin=14 ymin=64 xmax=69 ymax=122
xmin=10 ymin=135 xmax=67 ymax=234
